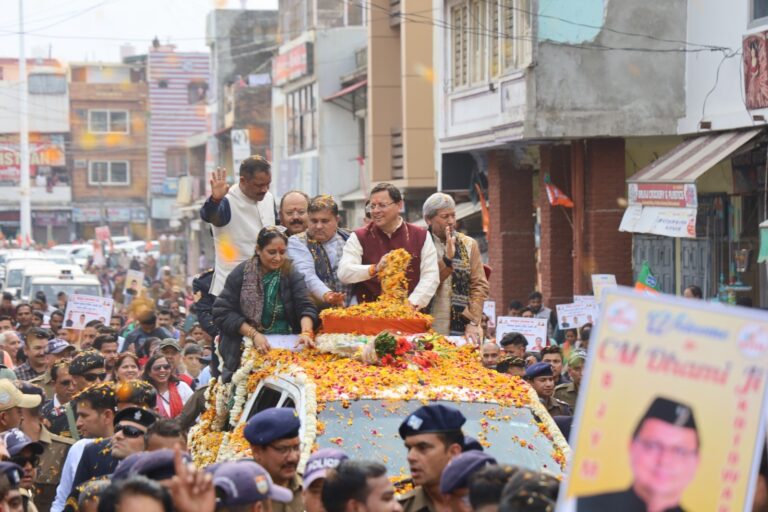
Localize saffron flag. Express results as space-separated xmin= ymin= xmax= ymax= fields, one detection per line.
xmin=634 ymin=261 xmax=660 ymax=294
xmin=544 ymin=176 xmax=574 ymax=208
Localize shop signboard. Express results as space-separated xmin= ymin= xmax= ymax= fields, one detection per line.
xmin=32 ymin=211 xmax=70 ymax=227
xmin=557 ymin=288 xmax=768 ymax=512
xmin=627 ymin=182 xmax=697 ymax=208
xmin=273 ymin=43 xmax=313 ymax=86
xmin=0 ymin=135 xmax=66 ymax=183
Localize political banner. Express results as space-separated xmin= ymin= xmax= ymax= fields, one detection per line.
xmin=557 ymin=287 xmax=768 ymax=512
xmin=591 ymin=274 xmax=617 ymax=302
xmin=574 ymin=295 xmax=597 ymax=308
xmin=63 ymin=294 xmax=114 ymax=330
xmin=483 ymin=301 xmax=496 ymax=328
xmin=556 ymin=303 xmax=597 ymax=330
xmin=496 ymin=316 xmax=549 ymax=352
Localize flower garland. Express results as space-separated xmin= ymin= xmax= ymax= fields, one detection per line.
xmin=190 ymin=338 xmax=572 ymax=472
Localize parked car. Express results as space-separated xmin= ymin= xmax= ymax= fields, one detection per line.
xmin=29 ymin=274 xmax=102 ymax=301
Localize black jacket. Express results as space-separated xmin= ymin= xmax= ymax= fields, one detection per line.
xmin=212 ymin=260 xmax=318 ymax=381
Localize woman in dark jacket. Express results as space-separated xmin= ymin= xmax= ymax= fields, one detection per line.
xmin=213 ymin=226 xmax=318 ymax=381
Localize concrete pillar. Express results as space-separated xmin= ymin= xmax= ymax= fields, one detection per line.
xmin=487 ymin=150 xmax=535 ymax=312
xmin=584 ymin=138 xmax=632 ymax=287
xmin=539 ymin=144 xmax=574 ymax=307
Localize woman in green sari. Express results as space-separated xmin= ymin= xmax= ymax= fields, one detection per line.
xmin=213 ymin=227 xmax=319 ymax=381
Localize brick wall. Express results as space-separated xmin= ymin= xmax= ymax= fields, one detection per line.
xmin=539 ymin=144 xmax=574 ymax=307
xmin=487 ymin=150 xmax=536 ymax=312
xmin=583 ymin=138 xmax=633 ymax=287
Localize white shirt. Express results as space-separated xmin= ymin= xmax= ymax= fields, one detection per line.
xmin=287 ymin=233 xmax=345 ymax=301
xmin=52 ymin=438 xmax=93 ymax=512
xmin=337 ymin=222 xmax=439 ymax=309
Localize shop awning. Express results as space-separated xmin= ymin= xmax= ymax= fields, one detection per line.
xmin=323 ymin=79 xmax=367 ymax=113
xmin=621 ymin=128 xmax=763 ymax=238
xmin=628 ymin=128 xmax=762 ymax=184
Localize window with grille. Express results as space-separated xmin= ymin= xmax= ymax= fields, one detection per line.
xmin=287 ymin=83 xmax=318 ymax=155
xmin=753 ymin=0 xmax=768 ymax=22
xmin=88 ymin=161 xmax=130 ymax=186
xmin=451 ymin=4 xmax=468 ymax=88
xmin=88 ymin=110 xmax=129 ymax=134
xmin=449 ymin=0 xmax=532 ymax=90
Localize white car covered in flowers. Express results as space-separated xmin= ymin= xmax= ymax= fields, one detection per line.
xmin=189 ymin=334 xmax=571 ymax=483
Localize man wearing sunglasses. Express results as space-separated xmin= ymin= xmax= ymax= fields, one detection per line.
xmin=4 ymin=428 xmax=43 ymax=512
xmin=245 ymin=407 xmax=304 ymax=512
xmin=68 ymin=351 xmax=107 ymax=392
xmin=52 ymin=382 xmax=116 ymax=512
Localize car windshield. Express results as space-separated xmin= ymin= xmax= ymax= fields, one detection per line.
xmin=7 ymin=269 xmax=24 ymax=287
xmin=30 ymin=283 xmax=100 ymax=298
xmin=316 ymin=399 xmax=563 ymax=477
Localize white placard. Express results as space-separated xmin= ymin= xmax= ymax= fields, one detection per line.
xmin=591 ymin=274 xmax=617 ymax=302
xmin=556 ymin=303 xmax=597 ymax=330
xmin=483 ymin=301 xmax=496 ymax=328
xmin=231 ymin=129 xmax=251 ymax=179
xmin=63 ymin=294 xmax=114 ymax=330
xmin=496 ymin=316 xmax=549 ymax=352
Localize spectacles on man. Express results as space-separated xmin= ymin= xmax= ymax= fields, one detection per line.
xmin=366 ymin=202 xmax=395 ymax=212
xmin=10 ymin=454 xmax=39 ymax=468
xmin=268 ymin=442 xmax=301 ymax=455
xmin=83 ymin=372 xmax=107 ymax=382
xmin=114 ymin=424 xmax=145 ymax=438
xmin=634 ymin=438 xmax=697 ymax=458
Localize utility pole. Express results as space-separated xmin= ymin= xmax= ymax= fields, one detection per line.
xmin=18 ymin=0 xmax=31 ymax=248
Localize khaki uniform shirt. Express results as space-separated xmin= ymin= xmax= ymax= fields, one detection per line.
xmin=554 ymin=382 xmax=578 ymax=409
xmin=20 ymin=488 xmax=38 ymax=512
xmin=398 ymin=486 xmax=437 ymax=512
xmin=28 ymin=371 xmax=54 ymax=401
xmin=272 ymin=475 xmax=303 ymax=512
xmin=543 ymin=396 xmax=572 ymax=417
xmin=36 ymin=426 xmax=75 ymax=512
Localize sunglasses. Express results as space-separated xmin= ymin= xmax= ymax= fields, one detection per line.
xmin=115 ymin=424 xmax=145 ymax=438
xmin=83 ymin=372 xmax=107 ymax=382
xmin=10 ymin=454 xmax=38 ymax=467
xmin=152 ymin=364 xmax=171 ymax=372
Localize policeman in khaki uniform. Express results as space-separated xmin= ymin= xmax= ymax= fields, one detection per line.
xmin=554 ymin=350 xmax=586 ymax=410
xmin=524 ymin=362 xmax=572 ymax=417
xmin=397 ymin=404 xmax=465 ymax=512
xmin=245 ymin=408 xmax=304 ymax=512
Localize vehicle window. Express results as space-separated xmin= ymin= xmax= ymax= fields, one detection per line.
xmin=317 ymin=400 xmax=564 ymax=478
xmin=7 ymin=269 xmax=23 ymax=287
xmin=248 ymin=386 xmax=283 ymax=418
xmin=30 ymin=284 xmax=101 ymax=298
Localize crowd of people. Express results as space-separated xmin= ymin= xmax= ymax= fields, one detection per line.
xmin=0 ymin=155 xmax=764 ymax=511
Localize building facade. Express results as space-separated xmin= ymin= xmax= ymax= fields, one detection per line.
xmin=435 ymin=0 xmax=688 ymax=310
xmin=69 ymin=62 xmax=149 ymax=240
xmin=0 ymin=58 xmax=70 ymax=244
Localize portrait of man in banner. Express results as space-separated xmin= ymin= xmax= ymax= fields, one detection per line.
xmin=577 ymin=397 xmax=701 ymax=512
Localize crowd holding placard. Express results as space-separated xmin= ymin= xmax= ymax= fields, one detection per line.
xmin=0 ymin=155 xmax=764 ymax=512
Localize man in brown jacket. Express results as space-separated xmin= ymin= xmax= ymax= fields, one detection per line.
xmin=423 ymin=193 xmax=489 ymax=344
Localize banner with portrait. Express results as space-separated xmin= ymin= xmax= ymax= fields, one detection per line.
xmin=557 ymin=288 xmax=768 ymax=512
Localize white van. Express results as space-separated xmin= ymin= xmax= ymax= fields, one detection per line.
xmin=20 ymin=264 xmax=84 ymax=302
xmin=3 ymin=259 xmax=46 ymax=297
xmin=28 ymin=274 xmax=102 ymax=301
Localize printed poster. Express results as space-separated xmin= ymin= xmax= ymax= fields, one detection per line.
xmin=483 ymin=301 xmax=496 ymax=328
xmin=63 ymin=294 xmax=114 ymax=330
xmin=557 ymin=287 xmax=768 ymax=512
xmin=591 ymin=274 xmax=617 ymax=302
xmin=123 ymin=269 xmax=145 ymax=305
xmin=496 ymin=316 xmax=549 ymax=352
xmin=556 ymin=303 xmax=597 ymax=330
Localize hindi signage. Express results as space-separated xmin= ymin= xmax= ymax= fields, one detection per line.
xmin=496 ymin=316 xmax=549 ymax=352
xmin=63 ymin=294 xmax=114 ymax=331
xmin=557 ymin=288 xmax=768 ymax=512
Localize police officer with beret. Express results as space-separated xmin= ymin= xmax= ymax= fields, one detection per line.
xmin=213 ymin=459 xmax=294 ymax=512
xmin=244 ymin=407 xmax=304 ymax=512
xmin=577 ymin=397 xmax=700 ymax=512
xmin=524 ymin=362 xmax=572 ymax=417
xmin=397 ymin=404 xmax=466 ymax=512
